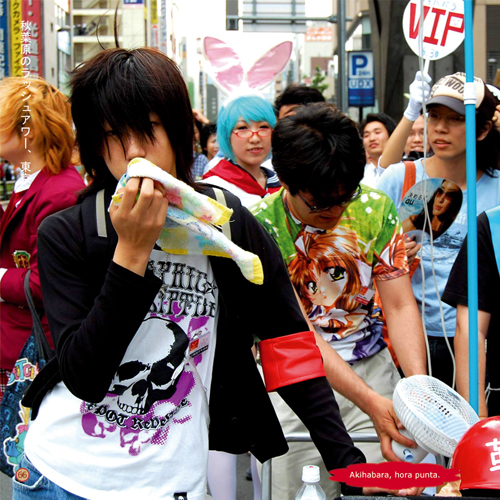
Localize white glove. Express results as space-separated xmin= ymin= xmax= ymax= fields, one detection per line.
xmin=404 ymin=71 xmax=432 ymax=122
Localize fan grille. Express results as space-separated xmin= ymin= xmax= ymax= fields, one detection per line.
xmin=393 ymin=375 xmax=479 ymax=457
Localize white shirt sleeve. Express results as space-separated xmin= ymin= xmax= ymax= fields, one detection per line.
xmin=0 ymin=268 xmax=8 ymax=302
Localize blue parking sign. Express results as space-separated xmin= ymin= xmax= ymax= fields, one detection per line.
xmin=348 ymin=51 xmax=375 ymax=107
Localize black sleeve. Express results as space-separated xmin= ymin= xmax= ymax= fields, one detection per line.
xmin=443 ymin=212 xmax=499 ymax=313
xmin=225 ymin=197 xmax=310 ymax=339
xmin=278 ymin=378 xmax=365 ymax=496
xmin=37 ymin=208 xmax=162 ymax=402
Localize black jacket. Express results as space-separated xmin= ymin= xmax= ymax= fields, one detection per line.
xmin=23 ymin=183 xmax=365 ymax=477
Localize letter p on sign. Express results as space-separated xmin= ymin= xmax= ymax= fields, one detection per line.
xmin=352 ymin=55 xmax=368 ymax=76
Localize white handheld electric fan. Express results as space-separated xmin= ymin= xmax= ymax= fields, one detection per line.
xmin=392 ymin=375 xmax=479 ymax=463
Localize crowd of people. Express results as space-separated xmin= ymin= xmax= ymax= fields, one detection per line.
xmin=1 ymin=42 xmax=500 ymax=500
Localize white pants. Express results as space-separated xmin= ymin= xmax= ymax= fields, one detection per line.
xmin=264 ymin=348 xmax=400 ymax=499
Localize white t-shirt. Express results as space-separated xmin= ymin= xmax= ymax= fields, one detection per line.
xmin=25 ymin=250 xmax=218 ymax=500
xmin=361 ymin=161 xmax=385 ymax=188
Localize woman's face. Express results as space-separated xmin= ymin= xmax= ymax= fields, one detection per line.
xmin=432 ymin=180 xmax=459 ymax=217
xmin=103 ymin=113 xmax=176 ymax=181
xmin=305 ymin=265 xmax=347 ymax=308
xmin=206 ymin=133 xmax=219 ymax=161
xmin=229 ymin=118 xmax=271 ymax=170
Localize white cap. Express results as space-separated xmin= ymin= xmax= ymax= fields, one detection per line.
xmin=302 ymin=465 xmax=320 ymax=483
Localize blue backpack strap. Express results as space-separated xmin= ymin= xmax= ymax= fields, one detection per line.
xmin=486 ymin=205 xmax=500 ymax=273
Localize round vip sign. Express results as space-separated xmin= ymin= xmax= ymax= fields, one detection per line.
xmin=402 ymin=0 xmax=465 ymax=60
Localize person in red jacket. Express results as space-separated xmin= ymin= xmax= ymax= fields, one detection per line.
xmin=0 ymin=77 xmax=85 ymax=398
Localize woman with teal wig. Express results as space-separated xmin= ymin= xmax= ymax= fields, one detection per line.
xmin=204 ymin=95 xmax=278 ymax=500
xmin=202 ymin=94 xmax=281 ymax=207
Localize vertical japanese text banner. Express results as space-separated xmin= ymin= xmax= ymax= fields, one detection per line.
xmin=21 ymin=0 xmax=42 ymax=77
xmin=9 ymin=0 xmax=21 ymax=76
xmin=0 ymin=0 xmax=9 ymax=78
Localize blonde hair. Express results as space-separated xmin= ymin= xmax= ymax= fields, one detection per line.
xmin=0 ymin=77 xmax=74 ymax=174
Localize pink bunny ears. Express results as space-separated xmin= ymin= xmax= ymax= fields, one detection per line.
xmin=203 ymin=37 xmax=293 ymax=94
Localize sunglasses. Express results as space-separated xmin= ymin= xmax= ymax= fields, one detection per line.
xmin=436 ymin=186 xmax=458 ymax=199
xmin=298 ymin=185 xmax=362 ymax=213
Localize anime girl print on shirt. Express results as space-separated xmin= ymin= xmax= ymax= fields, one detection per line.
xmin=289 ymin=227 xmax=372 ymax=338
xmin=252 ymin=186 xmax=409 ymax=362
xmin=80 ymin=250 xmax=218 ymax=456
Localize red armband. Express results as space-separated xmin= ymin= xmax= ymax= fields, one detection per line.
xmin=259 ymin=331 xmax=326 ymax=392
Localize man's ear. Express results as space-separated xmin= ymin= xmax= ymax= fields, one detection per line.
xmin=279 ymin=180 xmax=290 ymax=192
xmin=477 ymin=120 xmax=492 ymax=142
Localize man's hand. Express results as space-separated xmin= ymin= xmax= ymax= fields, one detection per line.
xmin=492 ymin=104 xmax=500 ymax=133
xmin=404 ymin=234 xmax=421 ymax=266
xmin=110 ymin=177 xmax=169 ymax=276
xmin=192 ymin=108 xmax=210 ymax=124
xmin=366 ymin=394 xmax=417 ymax=462
xmin=404 ymin=71 xmax=432 ymax=122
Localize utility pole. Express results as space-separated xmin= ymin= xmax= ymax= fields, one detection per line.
xmin=337 ymin=0 xmax=347 ymax=111
xmin=146 ymin=0 xmax=152 ymax=46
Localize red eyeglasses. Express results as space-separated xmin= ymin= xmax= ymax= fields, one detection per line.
xmin=232 ymin=128 xmax=272 ymax=139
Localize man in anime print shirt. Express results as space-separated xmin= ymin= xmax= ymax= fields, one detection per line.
xmin=251 ymin=102 xmax=427 ymax=498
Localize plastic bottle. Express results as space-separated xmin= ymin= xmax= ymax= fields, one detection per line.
xmin=294 ymin=465 xmax=327 ymax=500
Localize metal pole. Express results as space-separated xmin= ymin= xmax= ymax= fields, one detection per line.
xmin=146 ymin=0 xmax=151 ymax=46
xmin=464 ymin=0 xmax=479 ymax=413
xmin=226 ymin=15 xmax=348 ymax=23
xmin=262 ymin=458 xmax=272 ymax=500
xmin=70 ymin=0 xmax=74 ymax=71
xmin=337 ymin=0 xmax=347 ymax=111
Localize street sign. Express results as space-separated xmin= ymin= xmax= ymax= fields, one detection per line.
xmin=348 ymin=51 xmax=375 ymax=107
xmin=402 ymin=0 xmax=465 ymax=61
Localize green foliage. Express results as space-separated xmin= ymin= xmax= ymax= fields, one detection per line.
xmin=310 ymin=66 xmax=328 ymax=95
